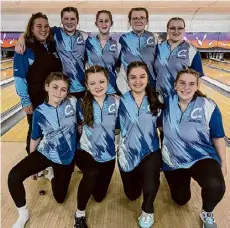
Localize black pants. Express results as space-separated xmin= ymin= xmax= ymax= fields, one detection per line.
xmin=26 ymin=114 xmax=33 ymax=154
xmin=119 ymin=150 xmax=162 ymax=213
xmin=8 ymin=151 xmax=74 ymax=207
xmin=164 ymin=159 xmax=225 ymax=212
xmin=76 ymin=150 xmax=115 ymax=211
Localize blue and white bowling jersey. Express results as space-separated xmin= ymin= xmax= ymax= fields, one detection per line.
xmin=31 ymin=97 xmax=77 ymax=165
xmin=85 ymin=35 xmax=121 ymax=94
xmin=154 ymin=41 xmax=204 ymax=100
xmin=118 ymin=31 xmax=157 ymax=90
xmin=162 ymin=94 xmax=225 ymax=171
xmin=52 ymin=27 xmax=88 ymax=93
xmin=118 ymin=91 xmax=161 ymax=172
xmin=77 ymin=95 xmax=119 ymax=162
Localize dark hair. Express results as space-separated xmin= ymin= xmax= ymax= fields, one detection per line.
xmin=82 ymin=65 xmax=109 ymax=127
xmin=127 ymin=61 xmax=163 ymax=115
xmin=175 ymin=68 xmax=206 ymax=98
xmin=128 ymin=7 xmax=149 ymax=24
xmin=61 ymin=6 xmax=79 ymax=22
xmin=25 ymin=12 xmax=52 ymax=43
xmin=96 ymin=10 xmax=113 ymax=26
xmin=45 ymin=72 xmax=71 ymax=91
xmin=167 ymin=17 xmax=185 ymax=29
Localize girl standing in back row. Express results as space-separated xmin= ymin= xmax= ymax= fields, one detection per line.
xmin=85 ymin=10 xmax=121 ymax=95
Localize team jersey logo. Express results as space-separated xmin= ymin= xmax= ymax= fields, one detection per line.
xmin=108 ymin=103 xmax=116 ymax=115
xmin=77 ymin=37 xmax=84 ymax=44
xmin=65 ymin=104 xmax=75 ymax=117
xmin=147 ymin=37 xmax=155 ymax=46
xmin=109 ymin=44 xmax=116 ymax=52
xmin=177 ymin=50 xmax=187 ymax=58
xmin=191 ymin=108 xmax=202 ymax=119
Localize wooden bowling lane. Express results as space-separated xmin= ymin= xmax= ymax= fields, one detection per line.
xmin=1 ymin=67 xmax=13 ymax=81
xmin=1 ymin=84 xmax=20 ymax=114
xmin=200 ymin=82 xmax=230 ymax=139
xmin=1 ymin=59 xmax=13 ymax=69
xmin=203 ymin=65 xmax=230 ymax=86
xmin=203 ymin=59 xmax=230 ymax=71
xmin=1 ymin=117 xmax=27 ymax=142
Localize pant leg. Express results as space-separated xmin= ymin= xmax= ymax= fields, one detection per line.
xmin=120 ymin=167 xmax=142 ymax=201
xmin=26 ymin=114 xmax=33 ymax=154
xmin=76 ymin=151 xmax=100 ymax=211
xmin=189 ymin=159 xmax=226 ymax=212
xmin=138 ymin=150 xmax=162 ymax=213
xmin=51 ymin=160 xmax=75 ymax=204
xmin=92 ymin=159 xmax=116 ymax=202
xmin=8 ymin=151 xmax=50 ymax=207
xmin=164 ymin=168 xmax=191 ymax=206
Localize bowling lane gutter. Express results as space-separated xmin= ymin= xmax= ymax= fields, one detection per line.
xmin=1 ymin=103 xmax=25 ymax=136
xmin=1 ymin=78 xmax=14 ymax=89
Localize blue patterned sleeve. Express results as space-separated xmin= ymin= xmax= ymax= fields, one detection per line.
xmin=31 ymin=110 xmax=42 ymax=140
xmin=209 ymin=106 xmax=225 ymax=138
xmin=191 ymin=51 xmax=204 ymax=77
xmin=13 ymin=50 xmax=31 ymax=107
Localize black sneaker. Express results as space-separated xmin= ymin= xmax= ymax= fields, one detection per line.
xmin=74 ymin=216 xmax=88 ymax=228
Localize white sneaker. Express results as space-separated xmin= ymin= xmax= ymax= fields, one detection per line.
xmin=200 ymin=210 xmax=217 ymax=228
xmin=12 ymin=206 xmax=29 ymax=228
xmin=138 ymin=211 xmax=154 ymax=228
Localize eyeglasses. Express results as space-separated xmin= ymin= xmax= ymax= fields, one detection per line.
xmin=168 ymin=27 xmax=185 ymax=32
xmin=131 ymin=17 xmax=147 ymax=22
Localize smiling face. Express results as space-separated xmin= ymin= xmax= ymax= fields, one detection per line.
xmin=96 ymin=12 xmax=112 ymax=35
xmin=128 ymin=67 xmax=148 ymax=94
xmin=45 ymin=80 xmax=68 ymax=106
xmin=175 ymin=73 xmax=198 ymax=102
xmin=130 ymin=10 xmax=148 ymax=34
xmin=61 ymin=11 xmax=78 ymax=35
xmin=31 ymin=18 xmax=50 ymax=43
xmin=86 ymin=72 xmax=108 ymax=98
xmin=167 ymin=19 xmax=185 ymax=43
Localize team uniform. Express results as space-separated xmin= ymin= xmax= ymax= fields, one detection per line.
xmin=76 ymin=95 xmax=119 ymax=211
xmin=118 ymin=91 xmax=162 ymax=214
xmin=52 ymin=27 xmax=88 ymax=95
xmin=162 ymin=94 xmax=225 ymax=212
xmin=8 ymin=97 xmax=77 ymax=207
xmin=85 ymin=35 xmax=121 ymax=94
xmin=118 ymin=31 xmax=157 ymax=93
xmin=14 ymin=40 xmax=62 ymax=153
xmin=154 ymin=40 xmax=204 ymax=101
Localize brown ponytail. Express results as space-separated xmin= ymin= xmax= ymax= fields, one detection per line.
xmin=82 ymin=65 xmax=109 ymax=127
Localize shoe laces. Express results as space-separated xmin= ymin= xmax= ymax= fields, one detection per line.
xmin=140 ymin=212 xmax=153 ymax=223
xmin=203 ymin=212 xmax=215 ymax=224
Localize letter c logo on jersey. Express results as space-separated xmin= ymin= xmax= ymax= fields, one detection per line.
xmin=65 ymin=105 xmax=74 ymax=116
xmin=191 ymin=108 xmax=202 ymax=119
xmin=108 ymin=104 xmax=116 ymax=114
xmin=110 ymin=44 xmax=116 ymax=52
xmin=177 ymin=50 xmax=187 ymax=58
xmin=147 ymin=37 xmax=154 ymax=46
xmin=77 ymin=37 xmax=84 ymax=44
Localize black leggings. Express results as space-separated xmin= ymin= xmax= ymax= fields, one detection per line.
xmin=164 ymin=158 xmax=226 ymax=212
xmin=119 ymin=150 xmax=162 ymax=213
xmin=76 ymin=150 xmax=115 ymax=211
xmin=8 ymin=151 xmax=74 ymax=207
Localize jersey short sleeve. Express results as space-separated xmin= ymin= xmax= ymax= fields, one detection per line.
xmin=209 ymin=105 xmax=225 ymax=138
xmin=31 ymin=110 xmax=43 ymax=140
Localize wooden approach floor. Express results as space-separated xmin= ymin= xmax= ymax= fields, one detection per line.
xmin=1 ymin=143 xmax=230 ymax=228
